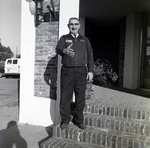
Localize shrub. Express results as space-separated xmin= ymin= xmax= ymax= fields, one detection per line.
xmin=93 ymin=59 xmax=118 ymax=87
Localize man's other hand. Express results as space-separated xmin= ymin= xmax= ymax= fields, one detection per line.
xmin=87 ymin=72 xmax=93 ymax=81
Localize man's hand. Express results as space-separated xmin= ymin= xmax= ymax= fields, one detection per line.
xmin=87 ymin=72 xmax=93 ymax=81
xmin=44 ymin=77 xmax=51 ymax=85
xmin=63 ymin=43 xmax=75 ymax=57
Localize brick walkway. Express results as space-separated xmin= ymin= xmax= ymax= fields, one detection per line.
xmin=41 ymin=85 xmax=150 ymax=148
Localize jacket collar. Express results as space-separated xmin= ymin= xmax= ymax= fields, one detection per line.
xmin=67 ymin=33 xmax=83 ymax=38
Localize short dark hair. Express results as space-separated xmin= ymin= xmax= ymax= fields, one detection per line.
xmin=68 ymin=17 xmax=80 ymax=24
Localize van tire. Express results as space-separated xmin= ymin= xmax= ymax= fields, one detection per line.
xmin=0 ymin=72 xmax=2 ymax=78
xmin=5 ymin=75 xmax=9 ymax=79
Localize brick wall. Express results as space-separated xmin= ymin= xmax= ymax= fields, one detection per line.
xmin=34 ymin=0 xmax=59 ymax=99
xmin=118 ymin=16 xmax=126 ymax=87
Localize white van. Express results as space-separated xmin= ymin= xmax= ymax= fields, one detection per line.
xmin=4 ymin=58 xmax=20 ymax=78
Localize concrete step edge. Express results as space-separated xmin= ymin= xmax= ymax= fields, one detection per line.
xmin=84 ymin=113 xmax=150 ymax=124
xmin=52 ymin=123 xmax=150 ymax=147
xmin=83 ymin=113 xmax=150 ymax=137
xmin=40 ymin=136 xmax=105 ymax=148
xmin=84 ymin=104 xmax=150 ymax=121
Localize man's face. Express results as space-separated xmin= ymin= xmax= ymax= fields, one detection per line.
xmin=68 ymin=19 xmax=80 ymax=35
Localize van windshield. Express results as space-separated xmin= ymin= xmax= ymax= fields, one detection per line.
xmin=13 ymin=60 xmax=18 ymax=64
xmin=7 ymin=60 xmax=12 ymax=64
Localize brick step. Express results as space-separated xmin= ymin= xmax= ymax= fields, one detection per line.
xmin=84 ymin=113 xmax=150 ymax=137
xmin=41 ymin=137 xmax=104 ymax=148
xmin=52 ymin=123 xmax=150 ymax=148
xmin=84 ymin=103 xmax=150 ymax=122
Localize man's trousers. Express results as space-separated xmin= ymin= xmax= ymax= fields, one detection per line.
xmin=60 ymin=65 xmax=87 ymax=124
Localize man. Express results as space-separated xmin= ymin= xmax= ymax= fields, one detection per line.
xmin=56 ymin=17 xmax=94 ymax=130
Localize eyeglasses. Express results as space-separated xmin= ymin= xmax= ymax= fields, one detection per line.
xmin=69 ymin=23 xmax=79 ymax=26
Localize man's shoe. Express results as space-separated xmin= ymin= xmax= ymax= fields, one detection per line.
xmin=60 ymin=123 xmax=69 ymax=130
xmin=72 ymin=119 xmax=86 ymax=130
xmin=78 ymin=124 xmax=86 ymax=130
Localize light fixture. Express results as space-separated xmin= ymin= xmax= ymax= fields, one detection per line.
xmin=29 ymin=1 xmax=36 ymax=15
xmin=29 ymin=0 xmax=59 ymax=27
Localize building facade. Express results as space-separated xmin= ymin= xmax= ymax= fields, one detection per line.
xmin=19 ymin=0 xmax=150 ymax=126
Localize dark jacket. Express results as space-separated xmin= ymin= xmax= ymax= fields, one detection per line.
xmin=56 ymin=33 xmax=94 ymax=72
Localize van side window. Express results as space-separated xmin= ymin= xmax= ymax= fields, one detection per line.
xmin=13 ymin=60 xmax=18 ymax=64
xmin=7 ymin=60 xmax=12 ymax=64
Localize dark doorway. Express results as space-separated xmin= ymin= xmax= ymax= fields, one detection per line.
xmin=140 ymin=13 xmax=150 ymax=89
xmin=84 ymin=18 xmax=120 ymax=73
xmin=79 ymin=0 xmax=124 ymax=87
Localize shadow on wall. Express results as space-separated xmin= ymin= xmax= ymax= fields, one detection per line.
xmin=44 ymin=55 xmax=60 ymax=125
xmin=44 ymin=55 xmax=58 ymax=100
xmin=0 ymin=121 xmax=27 ymax=148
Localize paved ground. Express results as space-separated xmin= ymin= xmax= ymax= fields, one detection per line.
xmin=0 ymin=77 xmax=48 ymax=148
xmin=110 ymin=86 xmax=150 ymax=99
xmin=1 ymin=77 xmax=150 ymax=148
xmin=93 ymin=81 xmax=150 ymax=99
xmin=0 ymin=123 xmax=48 ymax=148
xmin=0 ymin=77 xmax=19 ymax=130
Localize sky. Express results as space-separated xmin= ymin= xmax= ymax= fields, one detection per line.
xmin=0 ymin=0 xmax=21 ymax=56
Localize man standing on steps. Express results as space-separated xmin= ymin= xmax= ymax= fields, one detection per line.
xmin=56 ymin=17 xmax=94 ymax=130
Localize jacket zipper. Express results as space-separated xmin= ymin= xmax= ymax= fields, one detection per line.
xmin=75 ymin=38 xmax=77 ymax=66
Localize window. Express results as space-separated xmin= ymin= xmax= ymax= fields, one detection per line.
xmin=7 ymin=60 xmax=12 ymax=64
xmin=13 ymin=60 xmax=18 ymax=64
